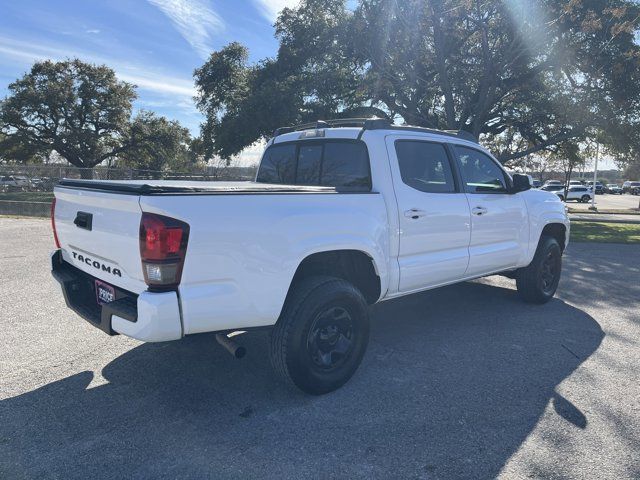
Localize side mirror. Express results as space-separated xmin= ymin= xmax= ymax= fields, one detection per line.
xmin=511 ymin=174 xmax=532 ymax=194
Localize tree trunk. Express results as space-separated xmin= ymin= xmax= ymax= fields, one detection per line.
xmin=563 ymin=165 xmax=573 ymax=200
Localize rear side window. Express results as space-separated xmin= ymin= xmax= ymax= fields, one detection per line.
xmin=395 ymin=141 xmax=455 ymax=193
xmin=256 ymin=140 xmax=371 ymax=190
xmin=320 ymin=142 xmax=370 ymax=188
xmin=255 ymin=144 xmax=296 ymax=184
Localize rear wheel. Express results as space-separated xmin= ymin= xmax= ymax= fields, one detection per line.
xmin=581 ymin=195 xmax=590 ymax=203
xmin=270 ymin=276 xmax=370 ymax=395
xmin=516 ymin=236 xmax=562 ymax=304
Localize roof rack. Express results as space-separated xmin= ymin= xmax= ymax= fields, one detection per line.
xmin=272 ymin=117 xmax=478 ymax=143
xmin=272 ymin=117 xmax=392 ymax=137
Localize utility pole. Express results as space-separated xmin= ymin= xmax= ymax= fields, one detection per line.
xmin=590 ymin=142 xmax=599 ymax=210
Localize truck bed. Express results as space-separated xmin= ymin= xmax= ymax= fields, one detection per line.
xmin=57 ymin=179 xmax=360 ymax=195
xmin=53 ymin=178 xmax=388 ymax=336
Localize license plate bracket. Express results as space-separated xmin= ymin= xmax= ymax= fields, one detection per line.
xmin=95 ymin=279 xmax=115 ymax=305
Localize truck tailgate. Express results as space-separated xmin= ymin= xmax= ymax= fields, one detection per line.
xmin=54 ymin=186 xmax=146 ymax=294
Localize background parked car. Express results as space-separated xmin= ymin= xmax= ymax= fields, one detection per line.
xmin=605 ymin=184 xmax=623 ymax=194
xmin=0 ymin=175 xmax=30 ymax=192
xmin=543 ymin=180 xmax=563 ymax=187
xmin=622 ymin=181 xmax=640 ymax=194
xmin=587 ymin=181 xmax=604 ymax=194
xmin=541 ymin=184 xmax=565 ymax=194
xmin=555 ymin=186 xmax=593 ymax=203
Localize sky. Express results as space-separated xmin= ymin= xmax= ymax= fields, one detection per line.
xmin=0 ymin=0 xmax=301 ymax=164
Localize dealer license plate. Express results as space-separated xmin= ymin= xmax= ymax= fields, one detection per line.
xmin=95 ymin=280 xmax=115 ymax=305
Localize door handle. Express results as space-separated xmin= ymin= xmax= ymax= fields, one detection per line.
xmin=471 ymin=206 xmax=488 ymax=216
xmin=404 ymin=209 xmax=427 ymax=219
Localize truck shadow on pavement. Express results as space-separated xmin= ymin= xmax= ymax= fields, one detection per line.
xmin=1 ymin=280 xmax=603 ymax=479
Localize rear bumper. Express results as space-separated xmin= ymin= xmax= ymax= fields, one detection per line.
xmin=51 ymin=250 xmax=182 ymax=342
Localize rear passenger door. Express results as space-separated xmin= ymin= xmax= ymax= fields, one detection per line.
xmin=386 ymin=136 xmax=471 ymax=292
xmin=453 ymin=145 xmax=528 ymax=276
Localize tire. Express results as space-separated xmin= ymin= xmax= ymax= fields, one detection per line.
xmin=270 ymin=276 xmax=370 ymax=395
xmin=516 ymin=236 xmax=562 ymax=304
xmin=581 ymin=195 xmax=590 ymax=203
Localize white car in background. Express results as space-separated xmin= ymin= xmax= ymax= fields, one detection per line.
xmin=605 ymin=184 xmax=623 ymax=195
xmin=557 ymin=185 xmax=593 ymax=203
xmin=543 ymin=180 xmax=563 ymax=187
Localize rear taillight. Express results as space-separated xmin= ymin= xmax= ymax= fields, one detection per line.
xmin=139 ymin=213 xmax=189 ymax=288
xmin=51 ymin=198 xmax=61 ymax=248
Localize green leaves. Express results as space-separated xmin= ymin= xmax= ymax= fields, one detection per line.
xmin=194 ymin=0 xmax=640 ymax=165
xmin=0 ymin=59 xmax=136 ymax=168
xmin=119 ymin=111 xmax=195 ymax=173
xmin=0 ymin=59 xmax=195 ymax=172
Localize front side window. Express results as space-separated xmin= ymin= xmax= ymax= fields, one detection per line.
xmin=455 ymin=146 xmax=509 ymax=193
xmin=256 ymin=140 xmax=371 ymax=190
xmin=395 ymin=141 xmax=455 ymax=193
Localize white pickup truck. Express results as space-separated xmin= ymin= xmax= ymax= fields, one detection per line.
xmin=51 ymin=118 xmax=569 ymax=394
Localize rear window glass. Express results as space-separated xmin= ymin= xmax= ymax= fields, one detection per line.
xmin=297 ymin=145 xmax=322 ymax=185
xmin=256 ymin=140 xmax=371 ymax=190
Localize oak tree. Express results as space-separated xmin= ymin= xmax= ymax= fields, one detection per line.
xmin=195 ymin=0 xmax=640 ymax=164
xmin=0 ymin=59 xmax=136 ymax=175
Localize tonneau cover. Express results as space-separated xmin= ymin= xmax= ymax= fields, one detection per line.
xmin=57 ymin=179 xmax=346 ymax=195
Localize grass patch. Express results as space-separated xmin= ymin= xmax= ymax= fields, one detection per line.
xmin=571 ymin=222 xmax=640 ymax=244
xmin=0 ymin=191 xmax=54 ymax=202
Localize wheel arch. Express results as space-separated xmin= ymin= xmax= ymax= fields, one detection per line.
xmin=541 ymin=222 xmax=567 ymax=253
xmin=285 ymin=249 xmax=382 ymax=306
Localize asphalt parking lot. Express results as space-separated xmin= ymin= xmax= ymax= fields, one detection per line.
xmin=567 ymin=193 xmax=639 ymax=210
xmin=1 ymin=217 xmax=639 ymax=479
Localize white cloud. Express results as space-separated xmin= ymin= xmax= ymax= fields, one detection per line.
xmin=147 ymin=0 xmax=224 ymax=59
xmin=0 ymin=37 xmax=196 ymax=98
xmin=85 ymin=29 xmax=101 ymax=34
xmin=252 ymin=0 xmax=299 ymax=22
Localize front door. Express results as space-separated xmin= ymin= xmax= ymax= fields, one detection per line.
xmin=386 ymin=136 xmax=471 ymax=292
xmin=452 ymin=145 xmax=529 ymax=277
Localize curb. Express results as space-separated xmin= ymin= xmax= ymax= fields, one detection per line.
xmin=569 ymin=216 xmax=640 ymax=225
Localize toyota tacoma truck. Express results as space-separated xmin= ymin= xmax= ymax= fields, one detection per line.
xmin=51 ymin=118 xmax=569 ymax=394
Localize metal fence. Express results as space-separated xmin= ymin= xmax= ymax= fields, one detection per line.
xmin=0 ymin=164 xmax=258 ymax=192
